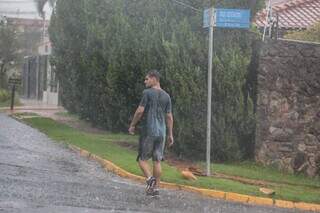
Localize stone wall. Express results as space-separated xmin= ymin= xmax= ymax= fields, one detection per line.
xmin=255 ymin=39 xmax=320 ymax=177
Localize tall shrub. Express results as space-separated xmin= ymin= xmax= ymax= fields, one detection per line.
xmin=49 ymin=0 xmax=262 ymax=161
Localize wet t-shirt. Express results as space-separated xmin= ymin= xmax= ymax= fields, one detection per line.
xmin=139 ymin=88 xmax=172 ymax=138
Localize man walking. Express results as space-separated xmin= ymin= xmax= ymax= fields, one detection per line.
xmin=129 ymin=70 xmax=174 ymax=196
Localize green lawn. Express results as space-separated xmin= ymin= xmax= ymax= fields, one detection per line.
xmin=21 ymin=116 xmax=320 ymax=204
xmin=211 ymin=162 xmax=320 ymax=188
xmin=54 ymin=111 xmax=79 ymax=119
xmin=14 ymin=112 xmax=39 ymax=117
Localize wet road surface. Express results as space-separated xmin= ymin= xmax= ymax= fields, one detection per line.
xmin=0 ymin=113 xmax=308 ymax=213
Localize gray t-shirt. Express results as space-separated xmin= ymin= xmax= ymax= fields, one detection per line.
xmin=139 ymin=88 xmax=172 ymax=137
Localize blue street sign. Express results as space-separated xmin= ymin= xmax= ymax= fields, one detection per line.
xmin=215 ymin=22 xmax=250 ymax=29
xmin=214 ymin=9 xmax=250 ymax=29
xmin=203 ymin=8 xmax=213 ymax=28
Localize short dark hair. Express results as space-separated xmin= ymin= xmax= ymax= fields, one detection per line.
xmin=147 ymin=69 xmax=160 ymax=81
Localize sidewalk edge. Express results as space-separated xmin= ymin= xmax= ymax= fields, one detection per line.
xmin=68 ymin=144 xmax=320 ymax=212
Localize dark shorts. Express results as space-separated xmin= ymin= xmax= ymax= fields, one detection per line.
xmin=136 ymin=135 xmax=165 ymax=162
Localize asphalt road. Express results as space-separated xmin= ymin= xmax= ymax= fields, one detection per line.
xmin=0 ymin=113 xmax=309 ymax=213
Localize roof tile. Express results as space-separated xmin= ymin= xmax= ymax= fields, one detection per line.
xmin=254 ymin=0 xmax=320 ymax=29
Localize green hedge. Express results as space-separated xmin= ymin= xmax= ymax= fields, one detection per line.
xmin=49 ymin=0 xmax=263 ymax=161
xmin=0 ymin=89 xmax=10 ymax=102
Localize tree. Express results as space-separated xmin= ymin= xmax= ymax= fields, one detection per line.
xmin=0 ymin=25 xmax=19 ymax=89
xmin=49 ymin=0 xmax=264 ymax=161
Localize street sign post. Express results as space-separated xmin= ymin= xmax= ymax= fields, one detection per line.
xmin=214 ymin=9 xmax=250 ymax=29
xmin=8 ymin=78 xmax=21 ymax=85
xmin=8 ymin=77 xmax=21 ymax=110
xmin=203 ymin=8 xmax=250 ymax=176
xmin=203 ymin=8 xmax=213 ymax=28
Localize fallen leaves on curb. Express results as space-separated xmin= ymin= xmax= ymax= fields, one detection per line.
xmin=181 ymin=170 xmax=198 ymax=181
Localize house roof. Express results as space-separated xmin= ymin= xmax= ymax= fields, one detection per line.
xmin=0 ymin=0 xmax=51 ymax=20
xmin=7 ymin=17 xmax=49 ymax=28
xmin=254 ymin=0 xmax=320 ymax=29
xmin=270 ymin=0 xmax=291 ymax=4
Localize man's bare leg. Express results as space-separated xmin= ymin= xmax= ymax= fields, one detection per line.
xmin=153 ymin=161 xmax=162 ymax=188
xmin=138 ymin=160 xmax=152 ymax=178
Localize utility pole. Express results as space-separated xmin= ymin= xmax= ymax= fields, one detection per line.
xmin=42 ymin=11 xmax=46 ymax=42
xmin=262 ymin=0 xmax=272 ymax=41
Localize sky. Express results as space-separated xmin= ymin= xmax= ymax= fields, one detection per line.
xmin=0 ymin=0 xmax=52 ymax=20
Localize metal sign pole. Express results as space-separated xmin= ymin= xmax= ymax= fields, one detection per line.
xmin=8 ymin=77 xmax=21 ymax=110
xmin=206 ymin=9 xmax=214 ymax=177
xmin=10 ymin=84 xmax=16 ymax=111
xmin=203 ymin=7 xmax=250 ymax=177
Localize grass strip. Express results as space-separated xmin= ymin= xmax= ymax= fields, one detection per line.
xmin=210 ymin=162 xmax=320 ymax=188
xmin=21 ymin=117 xmax=320 ymax=204
xmin=0 ymin=98 xmax=21 ymax=108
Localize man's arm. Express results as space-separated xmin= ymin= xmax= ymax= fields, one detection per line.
xmin=166 ymin=113 xmax=174 ymax=147
xmin=128 ymin=106 xmax=145 ymax=135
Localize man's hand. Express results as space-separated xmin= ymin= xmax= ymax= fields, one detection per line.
xmin=128 ymin=106 xmax=144 ymax=135
xmin=128 ymin=126 xmax=135 ymax=135
xmin=167 ymin=135 xmax=174 ymax=147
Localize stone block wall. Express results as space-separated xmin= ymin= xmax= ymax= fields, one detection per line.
xmin=255 ymin=39 xmax=320 ymax=177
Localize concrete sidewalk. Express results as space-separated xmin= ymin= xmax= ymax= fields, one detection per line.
xmin=0 ymin=98 xmax=66 ymax=118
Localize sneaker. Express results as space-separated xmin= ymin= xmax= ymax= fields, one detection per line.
xmin=146 ymin=188 xmax=160 ymax=197
xmin=152 ymin=189 xmax=159 ymax=196
xmin=146 ymin=188 xmax=154 ymax=196
xmin=146 ymin=176 xmax=156 ymax=193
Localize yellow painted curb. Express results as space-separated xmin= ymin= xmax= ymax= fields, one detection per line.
xmin=103 ymin=159 xmax=145 ymax=183
xmin=225 ymin=192 xmax=249 ymax=203
xmin=89 ymin=154 xmax=108 ymax=166
xmin=248 ymin=196 xmax=274 ymax=206
xmin=294 ymin=202 xmax=320 ymax=212
xmin=68 ymin=144 xmax=320 ymax=212
xmin=69 ymin=144 xmax=81 ymax=152
xmin=275 ymin=200 xmax=295 ymax=209
xmin=183 ymin=186 xmax=226 ymax=199
xmin=160 ymin=181 xmax=182 ymax=190
xmin=80 ymin=149 xmax=90 ymax=157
